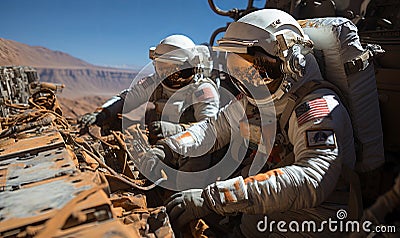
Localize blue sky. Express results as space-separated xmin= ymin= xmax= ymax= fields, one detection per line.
xmin=0 ymin=0 xmax=263 ymax=68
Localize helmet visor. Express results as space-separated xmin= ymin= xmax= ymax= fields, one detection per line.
xmin=154 ymin=60 xmax=193 ymax=89
xmin=226 ymin=52 xmax=283 ymax=101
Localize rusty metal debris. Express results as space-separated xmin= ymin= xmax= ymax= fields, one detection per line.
xmin=0 ymin=66 xmax=174 ymax=237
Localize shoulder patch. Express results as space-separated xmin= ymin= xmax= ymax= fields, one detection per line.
xmin=295 ymin=98 xmax=331 ymax=125
xmin=194 ymin=87 xmax=215 ymax=101
xmin=138 ymin=77 xmax=154 ymax=89
xmin=306 ymin=129 xmax=336 ymax=148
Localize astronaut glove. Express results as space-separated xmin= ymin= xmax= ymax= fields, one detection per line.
xmin=148 ymin=121 xmax=184 ymax=144
xmin=80 ymin=111 xmax=106 ymax=127
xmin=166 ymin=189 xmax=213 ymax=229
xmin=138 ymin=146 xmax=166 ymax=178
xmin=203 ymin=176 xmax=250 ymax=215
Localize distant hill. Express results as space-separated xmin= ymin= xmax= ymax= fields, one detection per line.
xmin=37 ymin=67 xmax=136 ymax=98
xmin=0 ymin=37 xmax=137 ymax=98
xmin=0 ymin=38 xmax=139 ymax=116
xmin=0 ymin=38 xmax=94 ymax=68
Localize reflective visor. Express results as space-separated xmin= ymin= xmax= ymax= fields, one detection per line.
xmin=226 ymin=52 xmax=283 ymax=101
xmin=154 ymin=60 xmax=193 ymax=89
xmin=154 ymin=61 xmax=183 ymax=78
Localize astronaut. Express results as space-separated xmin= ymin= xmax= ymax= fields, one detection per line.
xmin=81 ymin=34 xmax=220 ymax=172
xmin=145 ymin=9 xmax=359 ymax=237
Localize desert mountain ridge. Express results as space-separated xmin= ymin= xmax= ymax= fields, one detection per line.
xmin=0 ymin=37 xmax=140 ymax=116
xmin=0 ymin=38 xmax=140 ymax=71
xmin=0 ymin=38 xmax=95 ymax=68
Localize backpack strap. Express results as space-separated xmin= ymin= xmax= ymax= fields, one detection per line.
xmin=344 ymin=44 xmax=384 ymax=76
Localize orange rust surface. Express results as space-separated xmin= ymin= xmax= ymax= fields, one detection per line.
xmin=0 ymin=92 xmax=173 ymax=237
xmin=53 ymin=220 xmax=141 ymax=238
xmin=0 ymin=171 xmax=108 ymax=233
xmin=0 ymin=168 xmax=7 ymax=189
xmin=0 ymin=130 xmax=64 ymax=159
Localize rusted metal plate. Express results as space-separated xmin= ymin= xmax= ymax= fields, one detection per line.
xmin=0 ymin=81 xmax=174 ymax=237
xmin=0 ymin=172 xmax=108 ymax=234
xmin=0 ymin=147 xmax=77 ymax=191
xmin=54 ymin=219 xmax=141 ymax=238
xmin=0 ymin=168 xmax=7 ymax=190
xmin=0 ymin=130 xmax=64 ymax=161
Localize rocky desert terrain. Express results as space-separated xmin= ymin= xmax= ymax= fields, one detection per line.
xmin=0 ymin=37 xmax=137 ymax=117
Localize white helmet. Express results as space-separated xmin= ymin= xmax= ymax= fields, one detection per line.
xmin=214 ymin=9 xmax=313 ymax=104
xmin=149 ymin=34 xmax=213 ymax=90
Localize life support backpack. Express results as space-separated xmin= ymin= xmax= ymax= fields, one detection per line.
xmin=280 ymin=17 xmax=385 ymax=174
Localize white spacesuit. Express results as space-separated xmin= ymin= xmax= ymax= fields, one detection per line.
xmin=100 ymin=37 xmax=219 ymax=126
xmin=81 ymin=34 xmax=220 ymax=171
xmin=161 ymin=9 xmax=359 ymax=237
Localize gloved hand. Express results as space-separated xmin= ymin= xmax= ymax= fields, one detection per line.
xmin=148 ymin=121 xmax=184 ymax=144
xmin=166 ymin=189 xmax=214 ymax=229
xmin=138 ymin=146 xmax=166 ymax=177
xmin=80 ymin=111 xmax=106 ymax=127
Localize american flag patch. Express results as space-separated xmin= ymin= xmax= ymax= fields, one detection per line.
xmin=194 ymin=87 xmax=215 ymax=101
xmin=295 ymin=98 xmax=331 ymax=125
xmin=138 ymin=77 xmax=154 ymax=89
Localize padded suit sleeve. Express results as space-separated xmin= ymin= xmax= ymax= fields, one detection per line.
xmin=162 ymin=97 xmax=246 ymax=158
xmin=101 ymin=76 xmax=159 ymax=116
